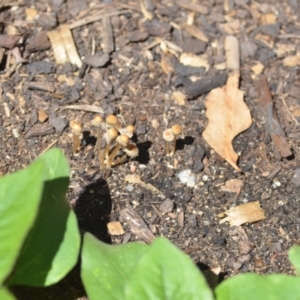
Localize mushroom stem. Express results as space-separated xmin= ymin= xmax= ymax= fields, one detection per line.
xmin=165 ymin=141 xmax=170 ymax=156
xmin=73 ymin=135 xmax=80 ymax=153
xmin=170 ymin=125 xmax=182 ymax=156
xmin=107 ymin=134 xmax=129 ymax=168
xmin=111 ymin=154 xmax=127 ymax=167
xmin=107 ymin=144 xmax=121 ymax=168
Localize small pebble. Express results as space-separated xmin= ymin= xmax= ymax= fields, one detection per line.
xmin=126 ymin=184 xmax=134 ymax=192
xmin=177 ymin=169 xmax=196 ymax=187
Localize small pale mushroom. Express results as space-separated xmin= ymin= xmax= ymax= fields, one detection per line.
xmin=106 ymin=114 xmax=121 ymax=130
xmin=162 ymin=128 xmax=174 ymax=156
xmin=70 ymin=120 xmax=82 ymax=154
xmin=119 ymin=125 xmax=135 ymax=138
xmin=103 ymin=127 xmax=118 ymax=164
xmin=107 ymin=134 xmax=129 ymax=167
xmin=112 ymin=142 xmax=139 ymax=167
xmin=170 ymin=124 xmax=182 ymax=156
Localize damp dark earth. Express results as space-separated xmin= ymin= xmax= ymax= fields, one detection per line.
xmin=1 ymin=0 xmax=300 ymax=299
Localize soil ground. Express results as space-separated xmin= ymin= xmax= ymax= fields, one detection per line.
xmin=1 ymin=0 xmax=300 ymax=299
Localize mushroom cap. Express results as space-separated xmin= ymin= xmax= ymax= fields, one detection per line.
xmin=91 ymin=115 xmax=103 ymax=127
xmin=106 ymin=115 xmax=120 ymax=127
xmin=104 ymin=127 xmax=118 ymax=143
xmin=171 ymin=124 xmax=182 ymax=136
xmin=116 ymin=134 xmax=129 ymax=147
xmin=124 ymin=143 xmax=139 ymax=157
xmin=119 ymin=125 xmax=135 ymax=138
xmin=163 ymin=129 xmax=174 ymax=142
xmin=70 ymin=120 xmax=82 ymax=135
xmin=126 ymin=125 xmax=135 ymax=134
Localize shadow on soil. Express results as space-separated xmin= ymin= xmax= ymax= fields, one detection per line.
xmin=11 ymin=179 xmax=112 ymax=300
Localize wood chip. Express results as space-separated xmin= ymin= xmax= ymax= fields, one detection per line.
xmin=224 ymin=35 xmax=240 ymax=71
xmin=121 ymin=206 xmax=155 ymax=243
xmin=59 ymin=24 xmax=82 ymax=68
xmin=38 ymin=110 xmax=49 ymax=123
xmin=101 ymin=17 xmax=114 ymax=54
xmin=179 ymin=52 xmax=209 ymax=71
xmin=175 ymin=0 xmax=208 ymax=14
xmin=182 ymin=24 xmax=208 ymax=43
xmin=255 ymin=75 xmax=292 ymax=157
xmin=219 ymin=201 xmax=266 ymax=227
xmin=107 ymin=221 xmax=125 ymax=235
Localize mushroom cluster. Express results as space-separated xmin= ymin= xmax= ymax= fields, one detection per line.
xmin=162 ymin=124 xmax=183 ymax=157
xmin=91 ymin=114 xmax=139 ymax=168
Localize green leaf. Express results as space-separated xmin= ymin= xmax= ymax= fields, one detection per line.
xmin=81 ymin=233 xmax=150 ymax=300
xmin=0 ymin=286 xmax=16 ymax=300
xmin=125 ymin=238 xmax=214 ymax=300
xmin=0 ymin=159 xmax=45 ymax=284
xmin=215 ymin=273 xmax=300 ymax=300
xmin=289 ymin=246 xmax=300 ymax=275
xmin=8 ymin=148 xmax=80 ymax=287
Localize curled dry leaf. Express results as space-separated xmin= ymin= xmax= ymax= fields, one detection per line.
xmin=202 ymin=72 xmax=252 ymax=172
xmin=219 ymin=201 xmax=266 ymax=227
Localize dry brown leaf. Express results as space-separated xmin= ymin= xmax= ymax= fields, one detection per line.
xmin=202 ymin=72 xmax=252 ymax=172
xmin=220 ymin=179 xmax=243 ymax=193
xmin=219 ymin=201 xmax=266 ymax=226
xmin=107 ymin=221 xmax=125 ymax=235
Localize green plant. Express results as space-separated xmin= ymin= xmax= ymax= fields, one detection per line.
xmin=1 ymin=148 xmax=300 ymax=300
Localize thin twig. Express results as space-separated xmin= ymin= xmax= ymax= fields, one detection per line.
xmin=281 ymin=96 xmax=299 ymax=126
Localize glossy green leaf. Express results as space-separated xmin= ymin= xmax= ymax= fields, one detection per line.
xmin=8 ymin=148 xmax=80 ymax=287
xmin=0 ymin=286 xmax=16 ymax=300
xmin=215 ymin=273 xmax=300 ymax=300
xmin=81 ymin=233 xmax=150 ymax=300
xmin=0 ymin=159 xmax=44 ymax=284
xmin=125 ymin=238 xmax=214 ymax=300
xmin=289 ymin=246 xmax=300 ymax=275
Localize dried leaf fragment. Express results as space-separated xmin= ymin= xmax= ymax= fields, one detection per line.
xmin=202 ymin=72 xmax=252 ymax=171
xmin=107 ymin=221 xmax=125 ymax=235
xmin=219 ymin=201 xmax=266 ymax=227
xmin=220 ymin=179 xmax=243 ymax=193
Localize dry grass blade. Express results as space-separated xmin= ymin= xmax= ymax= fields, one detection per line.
xmin=125 ymin=174 xmax=165 ymax=197
xmin=60 ymin=105 xmax=104 ymax=114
